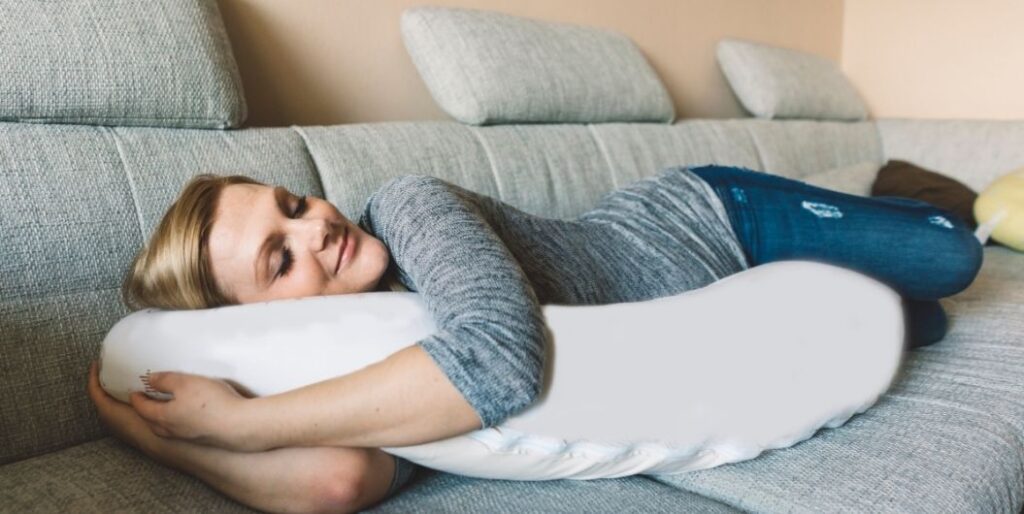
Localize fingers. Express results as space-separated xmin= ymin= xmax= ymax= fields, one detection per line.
xmin=87 ymin=360 xmax=176 ymax=444
xmin=130 ymin=391 xmax=161 ymax=421
xmin=145 ymin=371 xmax=178 ymax=393
xmin=129 ymin=392 xmax=176 ymax=437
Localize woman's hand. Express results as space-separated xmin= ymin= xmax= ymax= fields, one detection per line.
xmin=86 ymin=361 xmax=163 ymax=458
xmin=127 ymin=368 xmax=262 ymax=452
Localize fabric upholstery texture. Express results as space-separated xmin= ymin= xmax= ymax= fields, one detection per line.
xmin=0 ymin=123 xmax=144 ymax=465
xmin=0 ymin=439 xmax=258 ymax=513
xmin=0 ymin=122 xmax=319 ymax=465
xmin=716 ymin=39 xmax=868 ymax=121
xmin=800 ymin=160 xmax=883 ymax=197
xmin=0 ymin=0 xmax=246 ymax=129
xmin=877 ymin=119 xmax=1024 ymax=191
xmin=2 ymin=118 xmax=1023 ymax=512
xmin=109 ymin=126 xmax=322 ymax=238
xmin=400 ymin=6 xmax=674 ymax=125
xmin=741 ymin=120 xmax=881 ymax=178
xmin=301 ymin=119 xmax=885 ymax=222
xmin=0 ymin=439 xmax=736 ymax=514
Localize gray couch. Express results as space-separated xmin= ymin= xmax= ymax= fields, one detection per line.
xmin=2 ymin=2 xmax=1022 ymax=513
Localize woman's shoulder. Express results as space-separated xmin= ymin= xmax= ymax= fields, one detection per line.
xmin=365 ymin=174 xmax=498 ymax=213
xmin=358 ymin=175 xmax=462 ymax=233
xmin=358 ymin=174 xmax=528 ymax=233
xmin=364 ymin=174 xmax=455 ymax=209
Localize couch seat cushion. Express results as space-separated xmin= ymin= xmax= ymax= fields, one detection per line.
xmin=0 ymin=438 xmax=737 ymax=513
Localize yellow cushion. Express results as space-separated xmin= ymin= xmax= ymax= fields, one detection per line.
xmin=975 ymin=168 xmax=1024 ymax=251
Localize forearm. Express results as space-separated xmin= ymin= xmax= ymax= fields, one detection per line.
xmin=150 ymin=436 xmax=396 ymax=513
xmin=245 ymin=344 xmax=483 ymax=450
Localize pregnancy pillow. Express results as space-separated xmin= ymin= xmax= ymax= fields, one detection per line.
xmin=100 ymin=260 xmax=904 ymax=480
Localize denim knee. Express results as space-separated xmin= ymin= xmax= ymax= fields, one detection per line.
xmin=915 ymin=222 xmax=984 ymax=299
xmin=945 ymin=226 xmax=984 ymax=295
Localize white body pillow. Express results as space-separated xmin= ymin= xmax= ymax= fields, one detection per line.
xmin=99 ymin=260 xmax=904 ymax=480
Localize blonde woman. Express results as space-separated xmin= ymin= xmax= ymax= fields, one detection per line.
xmin=87 ymin=165 xmax=983 ymax=513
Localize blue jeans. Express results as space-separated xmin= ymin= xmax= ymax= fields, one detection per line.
xmin=688 ymin=165 xmax=984 ymax=349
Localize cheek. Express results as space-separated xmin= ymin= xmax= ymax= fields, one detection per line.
xmin=284 ymin=259 xmax=328 ymax=296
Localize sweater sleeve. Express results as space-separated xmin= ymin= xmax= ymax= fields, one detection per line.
xmin=357 ymin=175 xmax=549 ymax=429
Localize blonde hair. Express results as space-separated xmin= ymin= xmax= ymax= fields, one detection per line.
xmin=122 ymin=173 xmax=262 ymax=311
xmin=122 ymin=173 xmax=407 ymax=311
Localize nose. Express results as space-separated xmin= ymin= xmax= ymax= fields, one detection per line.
xmin=294 ymin=217 xmax=337 ymax=252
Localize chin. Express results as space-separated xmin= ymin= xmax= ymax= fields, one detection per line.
xmin=355 ymin=240 xmax=391 ymax=293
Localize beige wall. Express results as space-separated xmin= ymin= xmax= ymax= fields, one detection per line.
xmin=842 ymin=0 xmax=1024 ymax=120
xmin=216 ymin=0 xmax=844 ymax=127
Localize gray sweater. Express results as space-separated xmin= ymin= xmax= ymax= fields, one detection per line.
xmin=356 ymin=166 xmax=749 ymax=429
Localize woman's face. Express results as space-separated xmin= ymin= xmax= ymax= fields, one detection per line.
xmin=207 ymin=183 xmax=390 ymax=304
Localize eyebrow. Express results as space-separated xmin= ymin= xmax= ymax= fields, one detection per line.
xmin=254 ymin=186 xmax=291 ymax=289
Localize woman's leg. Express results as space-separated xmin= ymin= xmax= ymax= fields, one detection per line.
xmin=688 ymin=164 xmax=984 ymax=347
xmin=144 ymin=436 xmax=400 ymax=514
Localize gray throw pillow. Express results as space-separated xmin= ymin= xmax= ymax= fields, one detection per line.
xmin=401 ymin=6 xmax=674 ymax=125
xmin=716 ymin=38 xmax=868 ymax=121
xmin=0 ymin=0 xmax=246 ymax=129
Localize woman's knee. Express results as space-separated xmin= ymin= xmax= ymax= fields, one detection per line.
xmin=946 ymin=226 xmax=984 ymax=294
xmin=915 ymin=219 xmax=984 ymax=298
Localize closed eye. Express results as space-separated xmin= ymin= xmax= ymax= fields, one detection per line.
xmin=276 ymin=195 xmax=308 ymax=279
xmin=277 ymin=247 xmax=294 ymax=279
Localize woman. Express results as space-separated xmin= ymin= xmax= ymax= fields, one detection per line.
xmin=87 ymin=164 xmax=984 ymax=513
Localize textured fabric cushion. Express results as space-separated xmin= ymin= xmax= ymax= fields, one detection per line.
xmin=589 ymin=121 xmax=763 ymax=187
xmin=871 ymin=160 xmax=980 ymax=229
xmin=716 ymin=39 xmax=867 ymax=121
xmin=876 ymin=119 xmax=1024 ymax=191
xmin=0 ymin=122 xmax=317 ymax=466
xmin=801 ymin=161 xmax=883 ymax=196
xmin=0 ymin=439 xmax=257 ymax=513
xmin=400 ymin=6 xmax=674 ymax=125
xmin=0 ymin=439 xmax=735 ymax=514
xmin=741 ymin=120 xmax=882 ymax=178
xmin=299 ymin=120 xmax=882 ymax=222
xmin=0 ymin=0 xmax=246 ymax=129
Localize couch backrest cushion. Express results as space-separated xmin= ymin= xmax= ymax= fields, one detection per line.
xmin=0 ymin=0 xmax=246 ymax=129
xmin=877 ymin=119 xmax=1024 ymax=192
xmin=300 ymin=119 xmax=882 ymax=221
xmin=741 ymin=120 xmax=881 ymax=177
xmin=717 ymin=38 xmax=868 ymax=122
xmin=0 ymin=123 xmax=318 ymax=465
xmin=400 ymin=6 xmax=674 ymax=126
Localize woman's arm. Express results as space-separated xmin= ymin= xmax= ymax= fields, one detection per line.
xmin=89 ymin=362 xmax=404 ymax=513
xmin=132 ymin=343 xmax=480 ymax=450
xmin=134 ymin=175 xmax=549 ymax=451
xmin=240 ymin=343 xmax=483 ymax=449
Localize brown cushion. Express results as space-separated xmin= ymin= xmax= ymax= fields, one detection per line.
xmin=871 ymin=160 xmax=980 ymax=230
